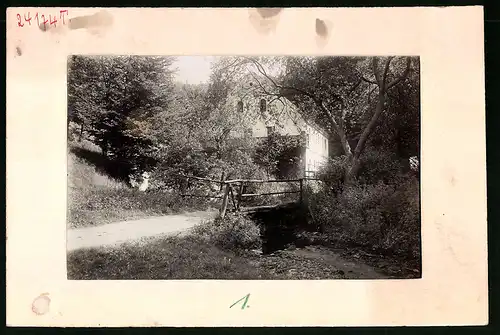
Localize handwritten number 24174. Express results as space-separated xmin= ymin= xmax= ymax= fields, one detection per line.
xmin=17 ymin=10 xmax=69 ymax=28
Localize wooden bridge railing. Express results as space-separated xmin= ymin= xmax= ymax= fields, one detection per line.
xmin=177 ymin=173 xmax=321 ymax=219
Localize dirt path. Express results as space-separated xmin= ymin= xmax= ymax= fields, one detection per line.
xmin=67 ymin=210 xmax=218 ymax=251
xmin=253 ymin=245 xmax=391 ymax=279
xmin=289 ymin=246 xmax=390 ymax=279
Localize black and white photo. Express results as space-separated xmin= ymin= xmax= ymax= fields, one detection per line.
xmin=67 ymin=55 xmax=421 ymax=280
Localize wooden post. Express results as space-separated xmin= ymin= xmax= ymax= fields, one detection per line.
xmin=237 ymin=181 xmax=245 ymax=210
xmin=299 ymin=178 xmax=304 ymax=204
xmin=219 ymin=183 xmax=230 ymax=219
xmin=229 ymin=185 xmax=237 ymax=210
xmin=219 ymin=171 xmax=225 ymax=191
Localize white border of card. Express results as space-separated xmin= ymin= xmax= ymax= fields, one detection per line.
xmin=6 ymin=7 xmax=487 ymax=327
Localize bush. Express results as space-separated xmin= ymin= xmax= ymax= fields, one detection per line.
xmin=358 ymin=151 xmax=405 ymax=184
xmin=378 ymin=176 xmax=420 ymax=258
xmin=308 ymin=174 xmax=420 ymax=259
xmin=192 ymin=213 xmax=262 ymax=252
xmin=317 ymin=156 xmax=349 ymax=194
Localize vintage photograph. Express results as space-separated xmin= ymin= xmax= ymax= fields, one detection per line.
xmin=66 ymin=55 xmax=421 ymax=280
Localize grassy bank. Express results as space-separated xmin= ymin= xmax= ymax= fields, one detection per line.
xmin=67 ymin=214 xmax=349 ymax=280
xmin=67 ymin=141 xmax=211 ymax=229
xmin=67 ymin=235 xmax=276 ymax=280
xmin=67 ymin=234 xmax=349 ymax=280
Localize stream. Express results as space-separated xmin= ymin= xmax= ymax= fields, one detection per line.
xmin=244 ymin=203 xmax=420 ymax=279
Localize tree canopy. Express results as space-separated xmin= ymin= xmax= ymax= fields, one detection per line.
xmin=68 ymin=55 xmax=420 ymax=187
xmin=216 ymin=56 xmax=420 ymax=182
xmin=68 ymin=55 xmax=177 ymax=179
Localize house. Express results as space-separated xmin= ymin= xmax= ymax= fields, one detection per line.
xmin=231 ymin=97 xmax=330 ymax=178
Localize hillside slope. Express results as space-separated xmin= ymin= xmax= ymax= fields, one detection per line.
xmin=67 ymin=140 xmax=210 ymax=229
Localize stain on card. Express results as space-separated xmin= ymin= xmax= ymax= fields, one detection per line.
xmin=256 ymin=8 xmax=283 ymax=19
xmin=249 ymin=8 xmax=284 ymax=35
xmin=315 ymin=18 xmax=332 ymax=48
xmin=315 ymin=18 xmax=328 ymax=38
xmin=39 ymin=10 xmax=113 ymax=35
xmin=69 ymin=10 xmax=113 ymax=31
xmin=32 ymin=293 xmax=51 ymax=315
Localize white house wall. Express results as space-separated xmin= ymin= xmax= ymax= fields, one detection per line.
xmin=230 ymin=98 xmax=330 ymax=176
xmin=304 ymin=123 xmax=329 ymax=177
xmin=249 ymin=101 xmax=304 ymax=137
xmin=250 ymin=112 xmax=303 ymax=137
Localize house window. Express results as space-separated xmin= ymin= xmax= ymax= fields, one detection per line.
xmin=306 ymin=134 xmax=310 ymax=148
xmin=266 ymin=126 xmax=275 ymax=136
xmin=260 ymin=99 xmax=267 ymax=114
xmin=237 ymin=101 xmax=243 ymax=113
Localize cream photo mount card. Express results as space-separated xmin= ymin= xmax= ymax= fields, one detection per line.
xmin=6 ymin=6 xmax=487 ymax=327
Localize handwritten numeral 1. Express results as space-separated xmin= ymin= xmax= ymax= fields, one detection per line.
xmin=40 ymin=14 xmax=48 ymax=30
xmin=230 ymin=293 xmax=250 ymax=310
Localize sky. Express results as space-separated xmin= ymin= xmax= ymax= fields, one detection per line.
xmin=172 ymin=56 xmax=215 ymax=84
xmin=171 ymin=56 xmax=283 ymax=85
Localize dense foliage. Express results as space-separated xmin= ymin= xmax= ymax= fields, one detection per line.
xmin=192 ymin=214 xmax=262 ymax=252
xmin=68 ymin=55 xmax=177 ymax=181
xmin=68 ymin=55 xmax=421 ymax=263
xmin=254 ymin=133 xmax=305 ymax=179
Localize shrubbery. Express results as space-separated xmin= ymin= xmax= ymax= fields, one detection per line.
xmin=357 ymin=150 xmax=405 ymax=184
xmin=317 ymin=155 xmax=349 ymax=194
xmin=309 ymin=158 xmax=420 ymax=259
xmin=191 ymin=213 xmax=262 ymax=252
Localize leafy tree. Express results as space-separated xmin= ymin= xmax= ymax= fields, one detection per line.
xmin=368 ymin=60 xmax=420 ymax=159
xmin=152 ymin=58 xmax=268 ymax=188
xmin=226 ymin=56 xmax=417 ymax=183
xmin=67 ymin=55 xmax=176 ymax=180
xmin=67 ymin=56 xmax=107 ymax=141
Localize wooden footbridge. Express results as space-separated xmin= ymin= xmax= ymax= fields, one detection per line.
xmin=177 ymin=173 xmax=321 ymax=218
